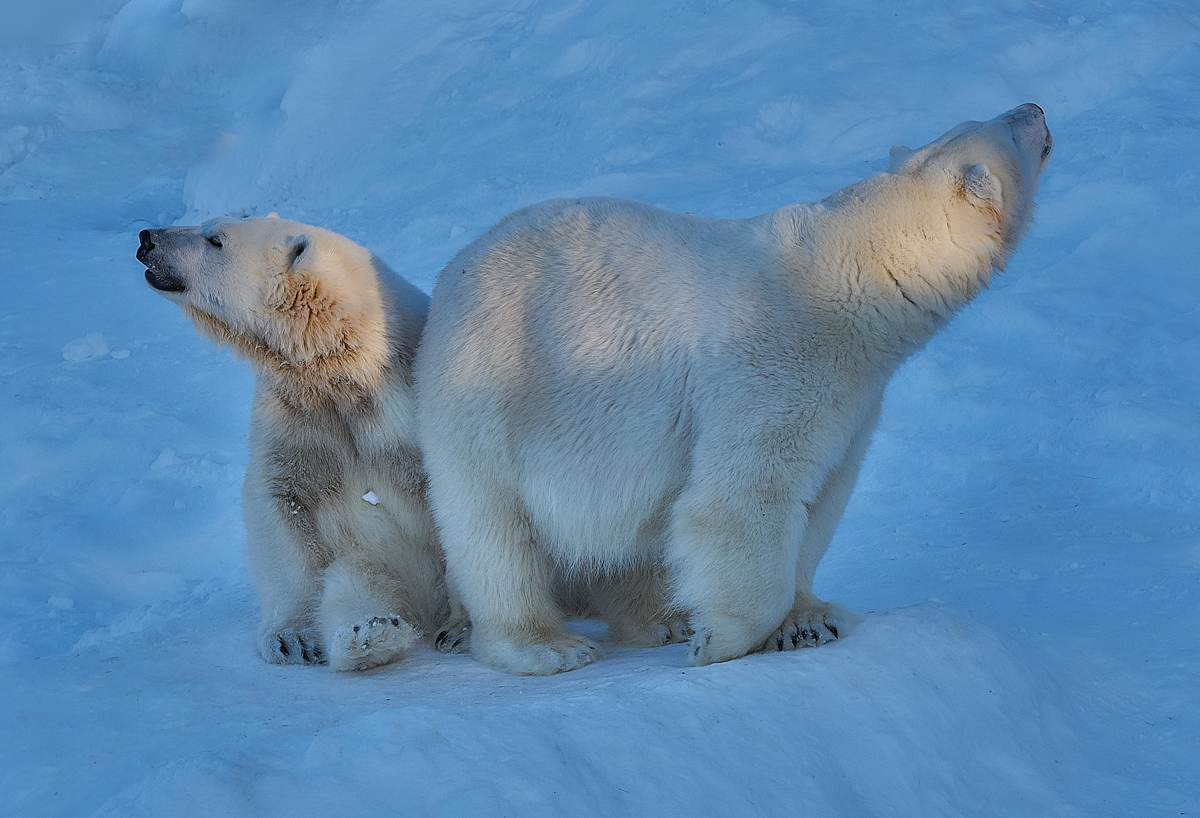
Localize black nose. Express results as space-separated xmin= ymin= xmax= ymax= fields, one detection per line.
xmin=137 ymin=229 xmax=155 ymax=264
xmin=1013 ymin=102 xmax=1045 ymax=122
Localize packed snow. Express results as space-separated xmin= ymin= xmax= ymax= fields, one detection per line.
xmin=2 ymin=1 xmax=1197 ymax=816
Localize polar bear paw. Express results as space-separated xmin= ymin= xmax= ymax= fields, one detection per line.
xmin=475 ymin=632 xmax=603 ymax=676
xmin=610 ymin=615 xmax=693 ymax=647
xmin=327 ymin=615 xmax=419 ymax=672
xmin=259 ymin=626 xmax=323 ymax=665
xmin=759 ymin=601 xmax=863 ymax=653
xmin=433 ymin=618 xmax=472 ymax=654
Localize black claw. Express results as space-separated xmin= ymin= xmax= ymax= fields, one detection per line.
xmin=791 ymin=630 xmax=801 ymax=648
xmin=450 ymin=635 xmax=466 ymax=651
xmin=278 ymin=636 xmax=290 ymax=657
xmin=828 ymin=625 xmax=839 ymax=639
xmin=353 ymin=625 xmax=360 ymax=633
xmin=391 ymin=617 xmax=400 ymax=627
xmin=434 ymin=631 xmax=449 ymax=648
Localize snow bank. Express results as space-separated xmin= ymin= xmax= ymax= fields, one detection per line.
xmin=72 ymin=605 xmax=1090 ymax=818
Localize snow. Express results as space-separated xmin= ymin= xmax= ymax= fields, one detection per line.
xmin=2 ymin=1 xmax=1197 ymax=815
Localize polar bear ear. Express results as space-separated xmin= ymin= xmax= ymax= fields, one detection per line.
xmin=287 ymin=234 xmax=315 ymax=272
xmin=963 ymin=163 xmax=1002 ymax=208
xmin=888 ymin=145 xmax=914 ymax=172
xmin=266 ymin=212 xmax=280 ymax=219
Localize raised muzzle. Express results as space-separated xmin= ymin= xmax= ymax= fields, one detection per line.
xmin=1004 ymin=103 xmax=1053 ymax=164
xmin=137 ymin=228 xmax=187 ymax=293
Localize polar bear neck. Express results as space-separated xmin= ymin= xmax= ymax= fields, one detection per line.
xmin=183 ymin=281 xmax=403 ymax=413
xmin=791 ymin=172 xmax=1001 ymax=354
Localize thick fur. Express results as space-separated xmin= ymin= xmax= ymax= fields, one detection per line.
xmin=139 ymin=216 xmax=467 ymax=670
xmin=416 ymin=104 xmax=1053 ymax=675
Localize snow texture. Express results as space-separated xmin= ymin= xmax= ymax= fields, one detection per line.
xmin=1 ymin=1 xmax=1197 ymax=816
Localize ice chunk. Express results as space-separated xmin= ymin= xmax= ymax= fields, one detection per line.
xmin=61 ymin=333 xmax=110 ymax=362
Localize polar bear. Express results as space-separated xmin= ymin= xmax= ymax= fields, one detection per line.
xmin=415 ymin=104 xmax=1053 ymax=675
xmin=138 ymin=216 xmax=468 ymax=670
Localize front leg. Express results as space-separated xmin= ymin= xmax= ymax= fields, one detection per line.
xmin=760 ymin=398 xmax=880 ymax=653
xmin=242 ymin=471 xmax=330 ymax=666
xmin=667 ymin=448 xmax=801 ymax=666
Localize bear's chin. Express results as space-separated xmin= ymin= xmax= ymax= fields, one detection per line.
xmin=144 ymin=267 xmax=187 ymax=293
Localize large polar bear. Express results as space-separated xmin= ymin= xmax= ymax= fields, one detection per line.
xmin=138 ymin=216 xmax=468 ymax=670
xmin=416 ymin=104 xmax=1053 ymax=675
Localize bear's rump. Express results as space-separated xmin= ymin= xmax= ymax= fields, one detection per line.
xmin=509 ymin=388 xmax=693 ymax=568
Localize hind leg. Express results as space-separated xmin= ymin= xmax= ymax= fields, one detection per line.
xmin=318 ymin=559 xmax=421 ymax=671
xmin=431 ymin=476 xmax=600 ymax=676
xmin=433 ymin=584 xmax=472 ymax=654
xmin=588 ymin=562 xmax=690 ymax=647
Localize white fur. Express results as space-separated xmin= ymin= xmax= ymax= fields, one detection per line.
xmin=141 ymin=216 xmax=467 ymax=670
xmin=415 ymin=105 xmax=1052 ymax=675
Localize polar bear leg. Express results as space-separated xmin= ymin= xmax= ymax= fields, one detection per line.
xmin=257 ymin=620 xmax=323 ymax=665
xmin=253 ymin=558 xmax=323 ymax=666
xmin=763 ymin=594 xmax=864 ymax=651
xmin=588 ymin=563 xmax=690 ymax=647
xmin=433 ymin=586 xmax=472 ymax=654
xmin=435 ymin=480 xmax=601 ymax=675
xmin=319 ymin=559 xmax=420 ymax=671
xmin=245 ymin=490 xmax=325 ymax=665
xmin=669 ymin=482 xmax=799 ymax=666
xmin=760 ymin=399 xmax=878 ymax=653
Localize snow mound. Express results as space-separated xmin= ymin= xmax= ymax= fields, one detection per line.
xmin=87 ymin=605 xmax=1089 ymax=818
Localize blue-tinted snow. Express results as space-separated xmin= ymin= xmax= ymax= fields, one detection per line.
xmin=1 ymin=2 xmax=1197 ymax=815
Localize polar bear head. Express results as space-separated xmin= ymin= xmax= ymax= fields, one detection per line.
xmin=138 ymin=215 xmax=388 ymax=392
xmin=817 ymin=103 xmax=1051 ymax=325
xmin=886 ymin=102 xmax=1052 ymax=274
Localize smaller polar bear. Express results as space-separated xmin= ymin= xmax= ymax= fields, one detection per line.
xmin=416 ymin=104 xmax=1053 ymax=675
xmin=138 ymin=216 xmax=468 ymax=670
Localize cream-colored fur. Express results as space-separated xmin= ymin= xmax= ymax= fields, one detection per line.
xmin=139 ymin=216 xmax=467 ymax=670
xmin=416 ymin=104 xmax=1053 ymax=675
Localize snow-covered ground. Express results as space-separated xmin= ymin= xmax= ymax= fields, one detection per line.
xmin=2 ymin=1 xmax=1197 ymax=815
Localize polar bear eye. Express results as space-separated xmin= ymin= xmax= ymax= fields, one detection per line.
xmin=206 ymin=234 xmax=223 ymax=249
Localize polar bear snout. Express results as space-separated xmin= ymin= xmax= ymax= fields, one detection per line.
xmin=137 ymin=228 xmax=187 ymax=294
xmin=1004 ymin=103 xmax=1053 ymax=163
xmin=1002 ymin=102 xmax=1046 ymax=131
xmin=1006 ymin=102 xmax=1044 ymax=122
